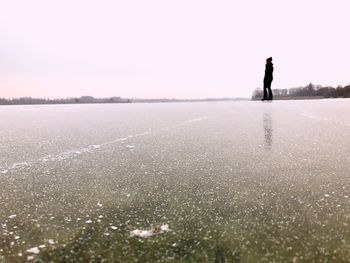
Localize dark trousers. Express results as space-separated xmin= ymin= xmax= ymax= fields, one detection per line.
xmin=263 ymin=80 xmax=273 ymax=101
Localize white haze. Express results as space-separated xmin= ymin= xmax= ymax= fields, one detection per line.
xmin=0 ymin=0 xmax=349 ymax=99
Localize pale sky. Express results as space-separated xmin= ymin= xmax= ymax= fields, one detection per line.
xmin=1 ymin=0 xmax=349 ymax=99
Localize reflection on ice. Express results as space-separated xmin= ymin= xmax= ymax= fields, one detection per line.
xmin=263 ymin=112 xmax=273 ymax=148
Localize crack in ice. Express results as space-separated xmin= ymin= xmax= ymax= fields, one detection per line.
xmin=1 ymin=116 xmax=214 ymax=174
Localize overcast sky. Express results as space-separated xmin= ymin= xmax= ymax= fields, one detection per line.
xmin=1 ymin=0 xmax=349 ymax=99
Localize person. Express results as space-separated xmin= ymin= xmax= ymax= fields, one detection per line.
xmin=262 ymin=57 xmax=273 ymax=101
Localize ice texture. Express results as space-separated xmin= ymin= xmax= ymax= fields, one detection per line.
xmin=1 ymin=100 xmax=350 ymax=262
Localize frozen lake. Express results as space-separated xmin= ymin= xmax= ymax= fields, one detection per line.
xmin=1 ymin=99 xmax=350 ymax=262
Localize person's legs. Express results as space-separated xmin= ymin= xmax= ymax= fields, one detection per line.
xmin=267 ymin=82 xmax=273 ymax=101
xmin=263 ymin=82 xmax=268 ymax=101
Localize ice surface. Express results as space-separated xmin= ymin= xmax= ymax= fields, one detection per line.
xmin=126 ymin=145 xmax=135 ymax=149
xmin=1 ymin=100 xmax=350 ymax=261
xmin=26 ymin=247 xmax=40 ymax=254
xmin=130 ymin=229 xmax=154 ymax=238
xmin=160 ymin=224 xmax=170 ymax=232
xmin=130 ymin=224 xmax=171 ymax=238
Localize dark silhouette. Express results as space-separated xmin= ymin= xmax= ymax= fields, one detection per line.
xmin=262 ymin=57 xmax=274 ymax=101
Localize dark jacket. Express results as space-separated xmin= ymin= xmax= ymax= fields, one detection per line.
xmin=264 ymin=62 xmax=273 ymax=82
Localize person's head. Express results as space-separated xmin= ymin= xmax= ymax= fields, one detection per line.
xmin=266 ymin=57 xmax=273 ymax=63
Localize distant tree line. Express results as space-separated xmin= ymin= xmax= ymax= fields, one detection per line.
xmin=252 ymin=83 xmax=350 ymax=100
xmin=132 ymin=98 xmax=249 ymax=103
xmin=0 ymin=96 xmax=131 ymax=105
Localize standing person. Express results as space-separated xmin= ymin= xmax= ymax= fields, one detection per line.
xmin=263 ymin=57 xmax=274 ymax=101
